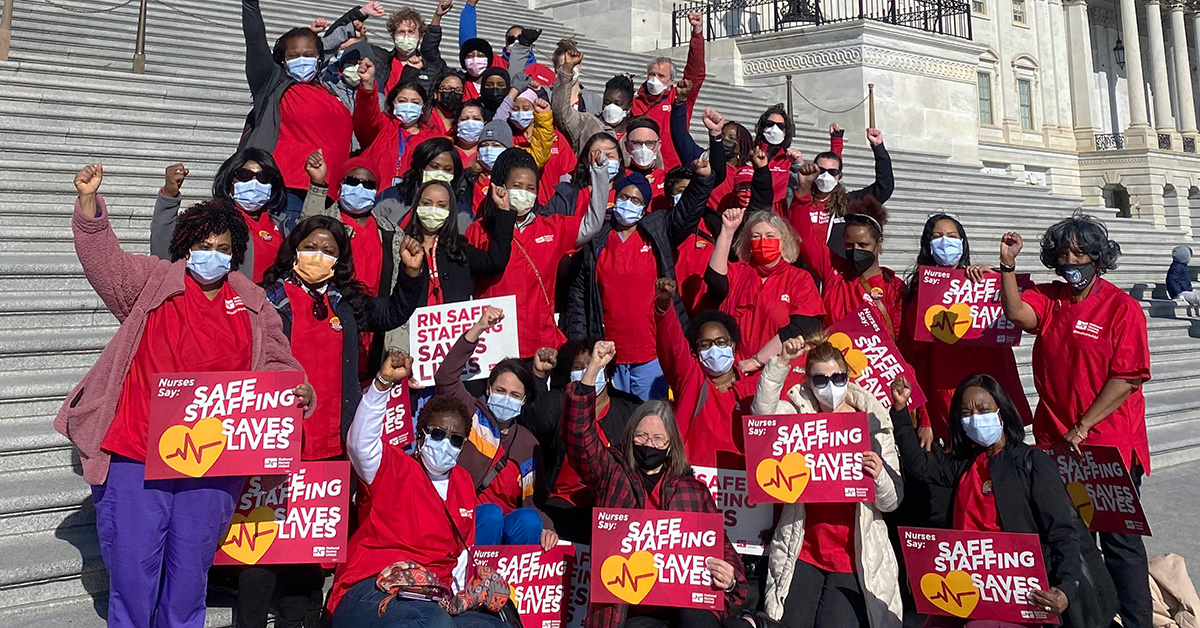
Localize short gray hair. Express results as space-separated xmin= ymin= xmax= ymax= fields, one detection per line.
xmin=646 ymin=56 xmax=676 ymax=80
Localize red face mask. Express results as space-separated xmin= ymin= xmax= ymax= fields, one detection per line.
xmin=750 ymin=238 xmax=782 ymax=265
xmin=734 ymin=188 xmax=753 ymax=208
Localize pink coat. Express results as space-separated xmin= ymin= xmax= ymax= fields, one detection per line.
xmin=56 ymin=195 xmax=304 ymax=485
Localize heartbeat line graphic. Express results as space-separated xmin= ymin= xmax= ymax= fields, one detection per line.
xmin=762 ymin=464 xmax=808 ymax=491
xmin=223 ymin=522 xmax=276 ymax=551
xmin=930 ymin=311 xmax=969 ymax=332
xmin=606 ymin=563 xmax=655 ymax=592
xmin=163 ymin=432 xmax=223 ymax=463
xmin=929 ymin=580 xmax=978 ymax=607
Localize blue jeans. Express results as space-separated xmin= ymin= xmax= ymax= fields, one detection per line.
xmin=332 ymin=578 xmax=509 ymax=628
xmin=613 ymin=359 xmax=667 ymax=401
xmin=475 ymin=504 xmax=542 ymax=545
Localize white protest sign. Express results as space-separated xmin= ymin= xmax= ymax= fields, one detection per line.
xmin=409 ymin=296 xmax=519 ymax=387
xmin=692 ymin=466 xmax=774 ymax=556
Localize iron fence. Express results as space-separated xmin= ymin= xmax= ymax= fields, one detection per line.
xmin=1094 ymin=133 xmax=1126 ymax=151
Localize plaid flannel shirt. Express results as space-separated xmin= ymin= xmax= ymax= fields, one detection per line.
xmin=563 ymin=382 xmax=747 ymax=628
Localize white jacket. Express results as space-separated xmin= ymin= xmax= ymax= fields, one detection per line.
xmin=752 ymin=355 xmax=904 ymax=628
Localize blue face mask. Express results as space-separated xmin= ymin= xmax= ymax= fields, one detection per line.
xmin=479 ymin=145 xmax=504 ymax=169
xmin=187 ymin=250 xmax=232 ymax=283
xmin=606 ymin=159 xmax=621 ymax=180
xmin=961 ymin=412 xmax=1004 ymax=447
xmin=613 ymin=198 xmax=644 ymax=227
xmin=393 ymin=102 xmax=423 ymax=125
xmin=699 ymin=345 xmax=735 ymax=376
xmin=570 ymin=368 xmax=606 ymax=394
xmin=339 ymin=184 xmax=376 ymax=215
xmin=232 ymin=180 xmax=272 ymax=212
xmin=487 ymin=392 xmax=524 ymax=424
xmin=457 ymin=119 xmax=485 ymax=143
xmin=285 ymin=56 xmax=319 ymax=83
xmin=511 ymin=110 xmax=535 ymax=129
xmin=419 ymin=435 xmax=462 ymax=476
xmin=930 ymin=235 xmax=964 ymax=267
xmin=672 ymin=193 xmax=682 ymax=207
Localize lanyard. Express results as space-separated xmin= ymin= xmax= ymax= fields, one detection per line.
xmin=394 ymin=131 xmax=412 ymax=186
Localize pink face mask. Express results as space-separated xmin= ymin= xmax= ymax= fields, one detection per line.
xmin=465 ymin=57 xmax=489 ymax=77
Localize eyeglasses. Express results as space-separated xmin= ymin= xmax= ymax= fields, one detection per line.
xmin=234 ymin=168 xmax=267 ymax=183
xmin=438 ymin=88 xmax=465 ymax=95
xmin=809 ymin=372 xmax=849 ymax=387
xmin=425 ymin=427 xmax=466 ymax=449
xmin=615 ymin=193 xmax=645 ymax=205
xmin=627 ymin=139 xmax=660 ymax=150
xmin=343 ymin=176 xmax=378 ymax=190
xmin=817 ymin=166 xmax=842 ymax=178
xmin=696 ymin=337 xmax=732 ymax=351
xmin=633 ymin=434 xmax=670 ymax=448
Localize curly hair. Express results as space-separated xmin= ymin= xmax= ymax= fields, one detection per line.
xmin=844 ymin=196 xmax=888 ymax=240
xmin=1038 ymin=211 xmax=1121 ymax=273
xmin=754 ymin=103 xmax=793 ymax=159
xmin=386 ymin=7 xmax=426 ymax=36
xmin=212 ymin=148 xmax=287 ymax=215
xmin=260 ymin=216 xmax=370 ymax=324
xmin=905 ymin=213 xmax=971 ymax=298
xmin=604 ymin=74 xmax=636 ymax=104
xmin=552 ymin=336 xmax=616 ymax=390
xmin=418 ymin=393 xmax=471 ymax=435
xmin=168 ymin=199 xmax=250 ymax=270
xmin=685 ymin=309 xmax=742 ymax=352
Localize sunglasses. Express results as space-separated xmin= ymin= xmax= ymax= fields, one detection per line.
xmin=234 ymin=168 xmax=267 ymax=183
xmin=809 ymin=372 xmax=849 ymax=387
xmin=818 ymin=166 xmax=842 ymax=178
xmin=343 ymin=176 xmax=378 ymax=190
xmin=425 ymin=427 xmax=466 ymax=449
xmin=765 ymin=121 xmax=786 ymax=131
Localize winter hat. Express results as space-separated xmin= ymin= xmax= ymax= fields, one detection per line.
xmin=614 ymin=172 xmax=652 ymax=205
xmin=459 ymin=37 xmax=495 ymax=69
xmin=480 ymin=120 xmax=514 ymax=148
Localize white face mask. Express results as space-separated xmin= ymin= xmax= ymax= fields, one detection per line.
xmin=508 ymin=188 xmax=536 ymax=213
xmin=645 ymin=76 xmax=669 ymax=96
xmin=811 ymin=380 xmax=848 ymax=410
xmin=394 ymin=34 xmax=419 ymax=54
xmin=629 ymin=144 xmax=656 ymax=168
xmin=417 ymin=205 xmax=450 ymax=230
xmin=762 ymin=125 xmax=785 ymax=146
xmin=602 ymin=103 xmax=628 ymax=125
xmin=422 ymin=169 xmax=454 ymax=184
xmin=815 ymin=171 xmax=838 ymax=194
xmin=342 ymin=64 xmax=361 ymax=87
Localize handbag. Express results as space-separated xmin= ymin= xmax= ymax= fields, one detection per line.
xmin=374 ymin=561 xmax=513 ymax=617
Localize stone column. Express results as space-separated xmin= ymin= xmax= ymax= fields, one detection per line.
xmin=1119 ymin=0 xmax=1151 ymax=140
xmin=1064 ymin=0 xmax=1098 ymax=148
xmin=1171 ymin=2 xmax=1198 ymax=136
xmin=1145 ymin=0 xmax=1176 ymax=136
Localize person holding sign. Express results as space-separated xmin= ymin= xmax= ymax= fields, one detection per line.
xmin=998 ymin=215 xmax=1152 ymax=628
xmin=61 ymin=164 xmax=312 ymax=628
xmin=564 ymin=340 xmax=747 ymax=628
xmin=900 ymin=214 xmax=1031 ymax=450
xmin=888 ymin=374 xmax=1117 ymax=628
xmin=751 ymin=334 xmax=902 ymax=628
xmin=703 ymin=206 xmax=824 ymax=374
xmin=436 ymin=306 xmax=559 ymax=550
xmin=799 ymin=196 xmax=904 ymax=339
xmin=331 ymin=368 xmax=507 ymax=628
xmin=467 ymin=147 xmax=611 ymax=358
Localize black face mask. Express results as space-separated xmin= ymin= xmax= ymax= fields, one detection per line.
xmin=480 ymin=86 xmax=506 ymax=108
xmin=721 ymin=138 xmax=737 ymax=156
xmin=847 ymin=248 xmax=876 ymax=274
xmin=437 ymin=91 xmax=463 ymax=111
xmin=1056 ymin=262 xmax=1097 ymax=291
xmin=633 ymin=444 xmax=670 ymax=471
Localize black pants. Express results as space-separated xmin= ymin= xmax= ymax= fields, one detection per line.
xmin=625 ymin=607 xmax=722 ymax=628
xmin=235 ymin=564 xmax=326 ymax=628
xmin=1098 ymin=465 xmax=1152 ymax=628
xmin=780 ymin=560 xmax=868 ymax=628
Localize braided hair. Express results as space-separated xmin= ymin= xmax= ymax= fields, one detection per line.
xmin=168 ymin=199 xmax=250 ymax=270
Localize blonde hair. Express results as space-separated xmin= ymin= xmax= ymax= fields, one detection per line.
xmin=803 ymin=331 xmax=848 ymax=371
xmin=735 ymin=211 xmax=800 ymax=264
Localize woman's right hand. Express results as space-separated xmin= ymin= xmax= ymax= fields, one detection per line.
xmin=163 ymin=163 xmax=189 ymax=197
xmin=74 ymin=163 xmax=103 ymax=197
xmin=654 ymin=277 xmax=677 ymax=311
xmin=469 ymin=306 xmax=505 ymax=341
xmin=1000 ymin=231 xmax=1023 ymax=266
xmin=399 ymin=236 xmax=425 ymax=277
xmin=583 ymin=341 xmax=616 ymax=386
xmin=376 ymin=350 xmax=413 ymax=390
xmin=889 ymin=376 xmax=912 ymax=411
xmin=721 ymin=206 xmax=745 ymax=234
xmin=358 ymin=57 xmax=376 ymax=91
xmin=917 ymin=426 xmax=934 ymax=451
xmin=780 ymin=337 xmax=805 ymax=363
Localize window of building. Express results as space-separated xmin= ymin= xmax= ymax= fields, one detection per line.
xmin=1018 ymin=79 xmax=1034 ymax=130
xmin=977 ymin=72 xmax=994 ymax=125
xmin=1012 ymin=0 xmax=1026 ymax=23
xmin=972 ymin=0 xmax=986 ymax=15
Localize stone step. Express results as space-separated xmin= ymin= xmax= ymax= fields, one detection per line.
xmin=1 ymin=593 xmax=235 ymax=628
xmin=0 ymin=416 xmax=76 ymax=474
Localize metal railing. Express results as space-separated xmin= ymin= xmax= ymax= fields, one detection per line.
xmin=1094 ymin=133 xmax=1126 ymax=151
xmin=0 ymin=0 xmax=14 ymax=61
xmin=1158 ymin=133 xmax=1173 ymax=150
xmin=673 ymin=0 xmax=972 ymax=45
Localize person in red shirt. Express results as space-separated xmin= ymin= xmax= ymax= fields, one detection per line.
xmin=466 ymin=148 xmax=609 ymax=358
xmin=623 ymin=117 xmax=668 ymax=200
xmin=631 ymin=13 xmax=706 ymax=170
xmin=453 ymin=100 xmax=486 ymax=170
xmin=427 ymin=72 xmax=465 ymax=137
xmin=998 ymin=215 xmax=1152 ymax=628
xmin=542 ymin=132 xmax=624 ymax=218
xmin=889 ymin=374 xmax=1111 ymax=626
xmin=900 ymin=213 xmax=1032 ymax=449
xmin=464 ymin=119 xmax=514 ymax=214
xmin=331 ymin=367 xmax=507 ymax=628
xmin=752 ymin=334 xmax=901 ymax=628
xmin=375 ymin=137 xmax=470 ymax=232
xmin=69 ymin=164 xmax=312 ymax=628
xmin=458 ymin=37 xmax=493 ymax=99
xmin=353 ymin=58 xmax=435 ymax=187
xmin=704 ymin=207 xmax=825 ymax=377
xmin=750 ymin=104 xmax=798 ymax=207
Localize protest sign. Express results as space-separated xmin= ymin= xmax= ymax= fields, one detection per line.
xmin=565 ymin=544 xmax=590 ymax=628
xmin=1041 ymin=444 xmax=1151 ymax=535
xmin=146 ymin=371 xmax=303 ymax=479
xmin=692 ymin=466 xmax=774 ymax=555
xmin=899 ymin=527 xmax=1055 ymax=624
xmin=409 ymin=296 xmax=519 ymax=387
xmin=827 ymin=307 xmax=926 ymax=410
xmin=383 ymin=379 xmax=413 ymax=450
xmin=914 ymin=266 xmax=1031 ymax=347
xmin=743 ymin=413 xmax=875 ymax=504
xmin=591 ymin=509 xmax=724 ymax=610
xmin=215 ymin=461 xmax=350 ymax=565
xmin=472 ymin=545 xmax=575 ymax=628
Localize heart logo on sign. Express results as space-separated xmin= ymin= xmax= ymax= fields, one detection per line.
xmin=1067 ymin=481 xmax=1095 ymax=527
xmin=220 ymin=506 xmax=279 ymax=565
xmin=600 ymin=551 xmax=658 ymax=605
xmin=756 ymin=452 xmax=811 ymax=502
xmin=158 ymin=417 xmax=226 ymax=478
xmin=923 ymin=303 xmax=974 ymax=344
xmin=828 ymin=333 xmax=869 ymax=378
xmin=920 ymin=570 xmax=980 ymax=618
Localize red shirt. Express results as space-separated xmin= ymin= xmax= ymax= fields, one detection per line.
xmin=597 ymin=229 xmax=659 ymax=364
xmin=1022 ymin=279 xmax=1151 ymax=472
xmin=284 ymin=283 xmax=345 ymax=460
xmin=384 ymin=56 xmax=407 ymax=96
xmin=275 ymin=83 xmax=352 ymax=191
xmin=103 ymin=278 xmax=252 ymax=461
xmin=765 ymin=152 xmax=792 ymax=208
xmin=341 ymin=213 xmax=383 ymax=296
xmin=550 ymin=403 xmax=612 ymax=507
xmin=798 ymin=503 xmax=856 ymax=573
xmin=801 ymin=230 xmax=903 ymax=337
xmin=788 ymin=194 xmax=832 ymax=248
xmin=329 ymin=450 xmax=476 ymax=612
xmin=472 ymin=171 xmax=491 ymax=212
xmin=722 ymin=261 xmax=824 ymax=361
xmin=954 ymin=451 xmax=1003 ymax=532
xmin=514 ymin=129 xmax=578 ymax=204
xmin=674 ymin=230 xmax=717 ymax=314
xmin=656 ymin=307 xmax=758 ymax=467
xmin=354 ymin=84 xmax=437 ymax=187
xmin=572 ymin=185 xmax=616 ymax=217
xmin=467 ymin=213 xmax=582 ymax=357
xmin=241 ymin=210 xmax=283 ymax=284
xmin=708 ymin=164 xmax=738 ymax=210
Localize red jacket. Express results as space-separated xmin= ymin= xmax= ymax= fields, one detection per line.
xmin=631 ymin=33 xmax=705 ymax=171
